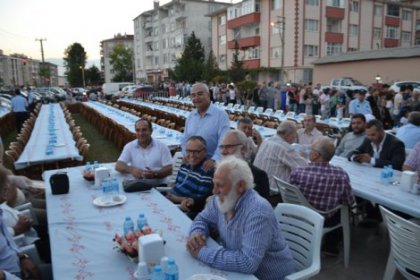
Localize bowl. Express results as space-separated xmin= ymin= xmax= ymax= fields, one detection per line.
xmin=82 ymin=170 xmax=95 ymax=181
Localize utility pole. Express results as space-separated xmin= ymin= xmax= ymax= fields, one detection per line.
xmin=36 ymin=38 xmax=47 ymax=86
xmin=272 ymin=16 xmax=285 ymax=84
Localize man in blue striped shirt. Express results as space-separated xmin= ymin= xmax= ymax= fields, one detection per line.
xmin=187 ymin=156 xmax=294 ymax=280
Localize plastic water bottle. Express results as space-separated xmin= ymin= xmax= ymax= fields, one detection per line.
xmin=111 ymin=178 xmax=120 ymax=197
xmin=160 ymin=257 xmax=169 ymax=275
xmin=380 ymin=167 xmax=388 ymax=184
xmin=93 ymin=160 xmax=99 ymax=170
xmin=165 ymin=258 xmax=179 ymax=280
xmin=137 ymin=213 xmax=148 ymax=231
xmin=135 ymin=262 xmax=150 ymax=280
xmin=123 ymin=217 xmax=134 ymax=237
xmin=151 ymin=265 xmax=165 ymax=280
xmin=387 ymin=165 xmax=394 ymax=184
xmin=102 ymin=179 xmax=112 ymax=202
xmin=85 ymin=161 xmax=92 ymax=172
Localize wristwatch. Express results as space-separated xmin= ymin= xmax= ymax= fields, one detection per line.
xmin=19 ymin=253 xmax=30 ymax=261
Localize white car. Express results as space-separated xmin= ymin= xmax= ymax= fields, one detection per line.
xmin=389 ymin=81 xmax=420 ymax=93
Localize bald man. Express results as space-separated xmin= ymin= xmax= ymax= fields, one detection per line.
xmin=290 ymin=137 xmax=354 ymax=256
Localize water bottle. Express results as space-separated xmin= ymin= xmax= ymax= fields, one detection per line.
xmin=93 ymin=160 xmax=99 ymax=170
xmin=137 ymin=213 xmax=148 ymax=231
xmin=85 ymin=161 xmax=92 ymax=173
xmin=380 ymin=167 xmax=388 ymax=184
xmin=102 ymin=179 xmax=112 ymax=202
xmin=123 ymin=217 xmax=135 ymax=237
xmin=387 ymin=165 xmax=394 ymax=184
xmin=151 ymin=265 xmax=165 ymax=280
xmin=135 ymin=262 xmax=150 ymax=280
xmin=160 ymin=257 xmax=169 ymax=275
xmin=165 ymin=258 xmax=179 ymax=280
xmin=111 ymin=178 xmax=120 ymax=197
xmin=305 ymin=146 xmax=311 ymax=161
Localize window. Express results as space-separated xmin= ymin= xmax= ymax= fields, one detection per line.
xmin=163 ymin=54 xmax=168 ymax=64
xmin=326 ymin=19 xmax=341 ymax=33
xmin=153 ymin=41 xmax=159 ymax=51
xmin=387 ymin=4 xmax=399 ymax=17
xmin=326 ymin=43 xmax=342 ymax=56
xmin=374 ymin=5 xmax=382 ymax=17
xmin=305 ymin=0 xmax=319 ymax=6
xmin=305 ymin=19 xmax=319 ymax=32
xmin=402 ymin=11 xmax=412 ymax=21
xmin=170 ymin=38 xmax=175 ymax=48
xmin=349 ymin=25 xmax=359 ymax=36
xmin=154 ymin=56 xmax=159 ymax=65
xmin=162 ymin=38 xmax=168 ymax=49
xmin=161 ymin=24 xmax=166 ymax=33
xmin=416 ymin=20 xmax=420 ymax=31
xmin=219 ymin=54 xmax=226 ymax=63
xmin=272 ymin=0 xmax=283 ymax=10
xmin=170 ymin=23 xmax=175 ymax=32
xmin=348 ymin=48 xmax=358 ymax=52
xmin=327 ymin=0 xmax=341 ymax=8
xmin=271 ymin=47 xmax=281 ymax=59
xmin=175 ymin=35 xmax=183 ymax=48
xmin=219 ymin=35 xmax=226 ymax=45
xmin=373 ymin=28 xmax=382 ymax=40
xmin=272 ymin=24 xmax=281 ymax=34
xmin=153 ymin=27 xmax=159 ymax=36
xmin=244 ymin=47 xmax=259 ymax=59
xmin=350 ymin=1 xmax=359 ymax=13
xmin=219 ymin=15 xmax=226 ymax=25
xmin=304 ymin=45 xmax=318 ymax=57
xmin=233 ymin=28 xmax=241 ymax=39
xmin=386 ymin=26 xmax=398 ymax=39
xmin=402 ymin=31 xmax=411 ymax=42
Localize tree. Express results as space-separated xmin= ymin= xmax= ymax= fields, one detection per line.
xmin=109 ymin=44 xmax=134 ymax=82
xmin=85 ymin=65 xmax=103 ymax=86
xmin=63 ymin=43 xmax=87 ymax=87
xmin=202 ymin=50 xmax=219 ymax=83
xmin=229 ymin=40 xmax=246 ymax=83
xmin=174 ymin=32 xmax=205 ymax=82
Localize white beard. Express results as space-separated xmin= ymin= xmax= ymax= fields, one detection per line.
xmin=216 ymin=187 xmax=239 ymax=214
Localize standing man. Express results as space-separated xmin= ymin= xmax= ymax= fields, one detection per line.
xmin=297 ymin=115 xmax=323 ymax=145
xmin=348 ymin=119 xmax=405 ymax=170
xmin=27 ymin=87 xmax=36 ymax=112
xmin=258 ymin=81 xmax=268 ymax=109
xmin=254 ymin=121 xmax=307 ymax=193
xmin=115 ymin=119 xmax=172 ymax=180
xmin=11 ymin=89 xmax=28 ymax=133
xmin=335 ymin=114 xmax=367 ymax=157
xmin=182 ymin=83 xmax=230 ymax=171
xmin=187 ymin=156 xmax=294 ymax=280
xmin=348 ymin=90 xmax=372 ymax=116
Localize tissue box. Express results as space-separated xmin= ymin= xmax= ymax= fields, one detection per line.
xmin=400 ymin=171 xmax=417 ymax=192
xmin=138 ymin=233 xmax=165 ymax=266
xmin=94 ymin=167 xmax=110 ymax=188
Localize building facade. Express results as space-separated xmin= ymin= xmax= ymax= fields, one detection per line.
xmin=0 ymin=50 xmax=58 ymax=88
xmin=133 ymin=0 xmax=232 ymax=84
xmin=100 ymin=34 xmax=134 ymax=83
xmin=210 ymin=0 xmax=419 ymax=84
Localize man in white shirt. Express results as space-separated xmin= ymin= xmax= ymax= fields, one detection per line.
xmin=11 ymin=89 xmax=28 ymax=133
xmin=297 ymin=115 xmax=323 ymax=145
xmin=335 ymin=114 xmax=366 ymax=157
xmin=396 ymin=111 xmax=420 ymax=149
xmin=115 ymin=119 xmax=172 ymax=180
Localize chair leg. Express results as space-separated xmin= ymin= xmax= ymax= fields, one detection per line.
xmin=342 ymin=206 xmax=350 ymax=268
xmin=383 ymin=252 xmax=396 ymax=280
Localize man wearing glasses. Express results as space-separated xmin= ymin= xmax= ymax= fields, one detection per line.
xmin=182 ymin=83 xmax=230 ymax=171
xmin=166 ymin=136 xmax=214 ymax=217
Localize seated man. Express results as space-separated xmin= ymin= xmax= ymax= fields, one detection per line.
xmin=396 ymin=111 xmax=420 ymax=149
xmin=187 ymin=156 xmax=294 ymax=280
xmin=403 ymin=142 xmax=420 ymax=175
xmin=0 ymin=166 xmax=41 ymax=280
xmin=297 ymin=115 xmax=323 ymax=145
xmin=166 ymin=136 xmax=214 ymax=215
xmin=220 ymin=130 xmax=270 ymax=199
xmin=237 ymin=117 xmax=262 ymax=162
xmin=290 ymin=137 xmax=355 ymax=255
xmin=116 ymin=119 xmax=172 ymax=180
xmin=335 ymin=113 xmax=366 ymax=158
xmin=254 ymin=121 xmax=307 ymax=193
xmin=348 ymin=119 xmax=405 ymax=170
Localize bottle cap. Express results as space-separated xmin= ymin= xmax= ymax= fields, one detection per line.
xmin=154 ymin=265 xmax=162 ymax=272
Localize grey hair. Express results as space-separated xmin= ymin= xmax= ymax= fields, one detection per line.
xmin=277 ymin=120 xmax=297 ymax=136
xmin=225 ymin=129 xmax=248 ymax=146
xmin=312 ymin=137 xmax=335 ymax=162
xmin=216 ymin=156 xmax=254 ymax=190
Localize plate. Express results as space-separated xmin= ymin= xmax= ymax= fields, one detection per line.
xmin=187 ymin=275 xmax=227 ymax=280
xmin=54 ymin=144 xmax=65 ymax=147
xmin=93 ymin=195 xmax=127 ymax=207
xmin=156 ymin=135 xmax=167 ymax=139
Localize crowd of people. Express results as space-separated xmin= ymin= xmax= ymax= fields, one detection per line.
xmin=0 ymin=80 xmax=419 ymax=279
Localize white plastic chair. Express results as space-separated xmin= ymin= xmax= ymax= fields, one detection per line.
xmin=256 ymin=107 xmax=264 ymax=114
xmin=286 ymin=111 xmax=296 ymax=118
xmin=274 ymin=176 xmax=351 ymax=267
xmin=380 ymin=206 xmax=420 ymax=280
xmin=159 ymin=151 xmax=184 ymax=191
xmin=248 ymin=106 xmax=255 ymax=113
xmin=238 ymin=104 xmax=245 ymax=111
xmin=233 ymin=104 xmax=240 ymax=109
xmin=264 ymin=108 xmax=273 ymax=115
xmin=275 ymin=203 xmax=324 ymax=280
xmin=226 ymin=103 xmax=234 ymax=108
xmin=274 ymin=110 xmax=284 ymax=116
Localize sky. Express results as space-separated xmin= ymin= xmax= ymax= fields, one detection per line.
xmin=0 ymin=0 xmax=235 ymax=71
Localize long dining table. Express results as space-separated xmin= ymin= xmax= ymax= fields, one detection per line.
xmin=331 ymin=156 xmax=420 ymax=218
xmin=14 ymin=104 xmax=82 ymax=170
xmin=43 ymin=164 xmax=257 ymax=280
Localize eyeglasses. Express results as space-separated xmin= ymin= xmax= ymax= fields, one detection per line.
xmin=190 ymin=92 xmax=206 ymax=98
xmin=186 ymin=148 xmax=205 ymax=155
xmin=218 ymin=143 xmax=242 ymax=150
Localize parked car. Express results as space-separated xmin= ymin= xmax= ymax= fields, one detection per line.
xmin=35 ymin=88 xmax=57 ymax=103
xmin=330 ymin=77 xmax=368 ymax=93
xmin=132 ymin=85 xmax=155 ymax=98
xmin=389 ymin=81 xmax=420 ymax=93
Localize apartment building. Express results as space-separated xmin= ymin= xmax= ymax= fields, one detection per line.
xmin=100 ymin=34 xmax=134 ymax=83
xmin=133 ymin=0 xmax=231 ymax=84
xmin=210 ymin=0 xmax=418 ymax=84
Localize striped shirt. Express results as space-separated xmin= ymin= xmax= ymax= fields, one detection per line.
xmin=254 ymin=134 xmax=307 ymax=193
xmin=290 ymin=162 xmax=355 ymax=216
xmin=171 ymin=163 xmax=214 ymax=199
xmin=190 ymin=190 xmax=295 ymax=280
xmin=0 ymin=209 xmax=21 ymax=278
xmin=404 ymin=142 xmax=420 ymax=174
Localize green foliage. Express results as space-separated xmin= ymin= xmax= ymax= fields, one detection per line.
xmin=63 ymin=43 xmax=87 ymax=87
xmin=229 ymin=41 xmax=246 ymax=83
xmin=202 ymin=50 xmax=219 ymax=82
xmin=85 ymin=65 xmax=103 ymax=86
xmin=109 ymin=44 xmax=134 ymax=82
xmin=212 ymin=74 xmax=227 ymax=84
xmin=174 ymin=32 xmax=205 ymax=82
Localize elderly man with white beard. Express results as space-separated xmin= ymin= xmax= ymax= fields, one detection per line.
xmin=186 ymin=156 xmax=294 ymax=280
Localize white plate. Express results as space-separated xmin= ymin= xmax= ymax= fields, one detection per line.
xmin=93 ymin=195 xmax=127 ymax=207
xmin=187 ymin=275 xmax=227 ymax=280
xmin=54 ymin=143 xmax=65 ymax=147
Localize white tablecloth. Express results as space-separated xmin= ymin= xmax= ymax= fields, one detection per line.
xmin=331 ymin=156 xmax=420 ymax=218
xmin=0 ymin=106 xmax=10 ymax=118
xmin=83 ymin=102 xmax=182 ymax=149
xmin=43 ymin=164 xmax=256 ymax=280
xmin=14 ymin=104 xmax=82 ymax=169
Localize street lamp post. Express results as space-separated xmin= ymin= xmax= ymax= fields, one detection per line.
xmin=80 ymin=66 xmax=86 ymax=88
xmin=271 ymin=16 xmax=285 ymax=84
xmin=375 ymin=74 xmax=381 ymax=88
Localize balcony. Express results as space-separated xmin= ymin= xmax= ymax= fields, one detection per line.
xmin=243 ymin=59 xmax=260 ymax=69
xmin=227 ymin=12 xmax=260 ymax=29
xmin=227 ymin=36 xmax=260 ymax=49
xmin=325 ymin=32 xmax=344 ymax=43
xmin=326 ymin=6 xmax=345 ymax=19
xmin=385 ymin=16 xmax=400 ymax=27
xmin=384 ymin=38 xmax=399 ymax=48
